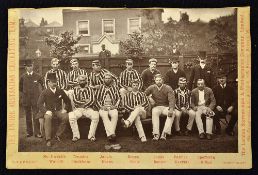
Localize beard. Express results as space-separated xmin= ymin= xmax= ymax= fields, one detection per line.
xmin=79 ymin=83 xmax=86 ymax=88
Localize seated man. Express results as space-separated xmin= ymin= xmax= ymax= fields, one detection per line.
xmin=145 ymin=74 xmax=175 ymax=141
xmin=37 ymin=73 xmax=72 ymax=147
xmin=191 ymin=79 xmax=216 ymax=140
xmin=174 ymin=77 xmax=196 ymax=136
xmin=121 ymin=79 xmax=150 ymax=142
xmin=213 ymin=71 xmax=237 ymax=136
xmin=68 ymin=75 xmax=99 ymax=142
xmin=96 ymin=73 xmax=121 ymax=142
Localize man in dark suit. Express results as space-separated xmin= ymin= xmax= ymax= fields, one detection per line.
xmin=165 ymin=56 xmax=186 ymax=90
xmin=191 ymin=79 xmax=216 ymax=140
xmin=19 ymin=59 xmax=43 ymax=138
xmin=213 ymin=71 xmax=237 ymax=136
xmin=37 ymin=73 xmax=72 ymax=147
xmin=188 ymin=51 xmax=214 ymax=90
xmin=141 ymin=58 xmax=160 ymax=90
xmin=99 ymin=44 xmax=111 ymax=68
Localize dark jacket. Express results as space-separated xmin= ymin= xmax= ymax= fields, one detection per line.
xmin=141 ymin=68 xmax=160 ymax=90
xmin=212 ymin=84 xmax=236 ymax=110
xmin=164 ymin=68 xmax=186 ymax=90
xmin=188 ymin=65 xmax=213 ymax=90
xmin=37 ymin=88 xmax=72 ymax=114
xmin=190 ymin=87 xmax=216 ymax=110
xmin=19 ymin=72 xmax=43 ymax=106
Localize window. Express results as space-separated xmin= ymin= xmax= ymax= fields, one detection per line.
xmin=77 ymin=20 xmax=90 ymax=36
xmin=128 ymin=17 xmax=141 ymax=34
xmin=77 ymin=44 xmax=90 ymax=54
xmin=102 ymin=19 xmax=115 ymax=35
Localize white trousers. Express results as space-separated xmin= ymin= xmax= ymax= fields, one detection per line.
xmin=99 ymin=109 xmax=118 ymax=137
xmin=152 ymin=106 xmax=175 ymax=136
xmin=126 ymin=107 xmax=146 ymax=139
xmin=195 ymin=106 xmax=213 ymax=134
xmin=174 ymin=109 xmax=196 ymax=131
xmin=69 ymin=108 xmax=99 ymax=139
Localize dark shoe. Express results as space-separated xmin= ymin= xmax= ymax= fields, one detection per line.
xmin=184 ymin=129 xmax=191 ymax=136
xmin=35 ymin=134 xmax=43 ymax=138
xmin=108 ymin=134 xmax=116 ymax=143
xmin=175 ymin=130 xmax=183 ymax=136
xmin=26 ymin=133 xmax=33 ymax=137
xmin=206 ymin=134 xmax=212 ymax=140
xmin=214 ymin=129 xmax=221 ymax=135
xmin=199 ymin=133 xmax=206 ymax=139
xmin=152 ymin=134 xmax=160 ymax=141
xmin=55 ymin=135 xmax=61 ymax=142
xmin=121 ymin=118 xmax=130 ymax=128
xmin=226 ymin=130 xmax=235 ymax=136
xmin=46 ymin=140 xmax=51 ymax=147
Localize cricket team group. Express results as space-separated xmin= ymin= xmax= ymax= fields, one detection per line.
xmin=20 ymin=51 xmax=238 ymax=147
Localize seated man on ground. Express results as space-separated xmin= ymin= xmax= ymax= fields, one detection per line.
xmin=145 ymin=74 xmax=175 ymax=141
xmin=174 ymin=77 xmax=196 ymax=136
xmin=121 ymin=79 xmax=150 ymax=142
xmin=191 ymin=79 xmax=216 ymax=140
xmin=37 ymin=73 xmax=72 ymax=147
xmin=68 ymin=75 xmax=99 ymax=142
xmin=96 ymin=73 xmax=121 ymax=143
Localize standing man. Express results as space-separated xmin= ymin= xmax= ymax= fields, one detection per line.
xmin=145 ymin=74 xmax=175 ymax=141
xmin=141 ymin=58 xmax=160 ymax=90
xmin=37 ymin=73 xmax=72 ymax=147
xmin=68 ymin=75 xmax=99 ymax=142
xmin=119 ymin=58 xmax=143 ymax=101
xmin=96 ymin=73 xmax=121 ymax=142
xmin=67 ymin=58 xmax=88 ymax=90
xmin=174 ymin=77 xmax=196 ymax=136
xmin=88 ymin=60 xmax=118 ymax=91
xmin=191 ymin=79 xmax=216 ymax=140
xmin=213 ymin=71 xmax=237 ymax=135
xmin=121 ymin=79 xmax=149 ymax=142
xmin=44 ymin=58 xmax=67 ymax=90
xmin=165 ymin=56 xmax=186 ymax=90
xmin=99 ymin=44 xmax=111 ymax=68
xmin=188 ymin=51 xmax=213 ymax=90
xmin=19 ymin=59 xmax=43 ymax=138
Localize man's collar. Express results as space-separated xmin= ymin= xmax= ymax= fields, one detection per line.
xmin=27 ymin=71 xmax=33 ymax=75
xmin=155 ymin=84 xmax=164 ymax=90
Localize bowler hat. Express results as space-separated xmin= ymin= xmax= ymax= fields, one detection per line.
xmin=46 ymin=72 xmax=57 ymax=82
xmin=24 ymin=59 xmax=33 ymax=66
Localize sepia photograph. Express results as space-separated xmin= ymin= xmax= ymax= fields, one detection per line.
xmin=17 ymin=8 xmax=239 ymax=153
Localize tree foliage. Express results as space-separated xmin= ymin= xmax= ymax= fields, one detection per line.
xmin=45 ymin=31 xmax=81 ymax=67
xmin=120 ymin=31 xmax=145 ymax=59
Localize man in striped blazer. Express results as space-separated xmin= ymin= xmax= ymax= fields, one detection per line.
xmin=119 ymin=59 xmax=143 ymax=104
xmin=174 ymin=77 xmax=196 ymax=136
xmin=96 ymin=73 xmax=121 ymax=142
xmin=121 ymin=79 xmax=149 ymax=142
xmin=68 ymin=75 xmax=99 ymax=142
xmin=88 ymin=60 xmax=118 ymax=90
xmin=67 ymin=58 xmax=88 ymax=90
xmin=44 ymin=58 xmax=67 ymax=90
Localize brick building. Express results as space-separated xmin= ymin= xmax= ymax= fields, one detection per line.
xmin=62 ymin=9 xmax=164 ymax=56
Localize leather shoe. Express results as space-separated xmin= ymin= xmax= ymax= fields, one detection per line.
xmin=199 ymin=133 xmax=205 ymax=139
xmin=206 ymin=134 xmax=212 ymax=140
xmin=184 ymin=129 xmax=191 ymax=136
xmin=46 ymin=140 xmax=51 ymax=147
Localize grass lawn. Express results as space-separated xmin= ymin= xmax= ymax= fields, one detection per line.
xmin=18 ymin=109 xmax=238 ymax=153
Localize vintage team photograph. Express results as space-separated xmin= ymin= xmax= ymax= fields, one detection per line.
xmin=18 ymin=8 xmax=238 ymax=153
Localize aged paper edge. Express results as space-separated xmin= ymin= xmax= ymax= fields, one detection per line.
xmin=6 ymin=7 xmax=252 ymax=169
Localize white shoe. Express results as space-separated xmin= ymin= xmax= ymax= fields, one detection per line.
xmin=141 ymin=136 xmax=147 ymax=142
xmin=152 ymin=134 xmax=159 ymax=141
xmin=160 ymin=133 xmax=167 ymax=140
xmin=89 ymin=136 xmax=96 ymax=142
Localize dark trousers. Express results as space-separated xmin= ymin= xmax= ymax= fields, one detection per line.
xmin=214 ymin=108 xmax=238 ymax=132
xmin=24 ymin=105 xmax=40 ymax=135
xmin=44 ymin=110 xmax=69 ymax=141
